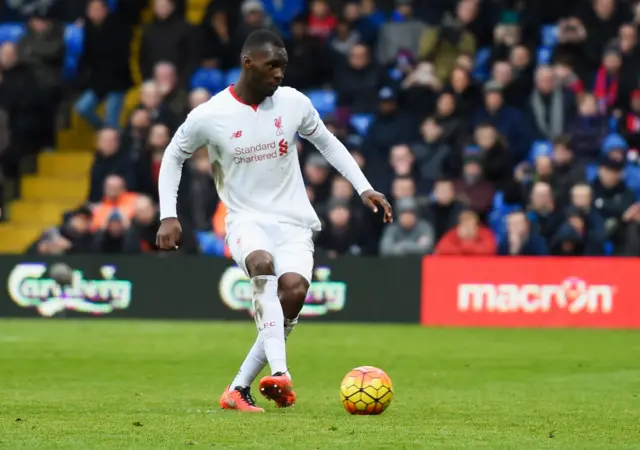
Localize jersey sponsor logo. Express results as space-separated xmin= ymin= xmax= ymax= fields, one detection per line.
xmin=233 ymin=140 xmax=289 ymax=164
xmin=279 ymin=138 xmax=288 ymax=156
xmin=274 ymin=116 xmax=284 ymax=136
xmin=457 ymin=277 xmax=615 ymax=314
xmin=231 ymin=130 xmax=243 ymax=139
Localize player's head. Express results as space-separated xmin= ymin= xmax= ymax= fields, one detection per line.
xmin=241 ymin=29 xmax=287 ymax=97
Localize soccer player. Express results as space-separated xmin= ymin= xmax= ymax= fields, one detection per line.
xmin=156 ymin=30 xmax=392 ymax=412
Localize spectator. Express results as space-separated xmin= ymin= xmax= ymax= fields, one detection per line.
xmin=134 ymin=123 xmax=171 ymax=200
xmin=493 ymin=60 xmax=528 ymax=110
xmin=17 ymin=10 xmax=65 ymax=149
xmin=433 ymin=91 xmax=466 ymax=147
xmin=569 ymin=183 xmax=606 ymax=253
xmin=426 ymin=177 xmax=464 ymax=242
xmin=434 ymin=208 xmax=497 ymax=255
xmin=91 ymin=174 xmax=139 ymax=231
xmin=334 ymin=44 xmax=380 ymax=114
xmin=124 ymin=195 xmax=161 ymax=252
xmin=377 ymin=0 xmax=426 ymax=66
xmin=490 ymin=10 xmax=522 ymax=63
xmin=188 ymin=149 xmax=217 ymax=231
xmin=315 ymin=199 xmax=362 ymax=258
xmin=139 ymin=0 xmax=196 ymax=83
xmin=91 ymin=210 xmax=132 ymax=253
xmin=0 ymin=42 xmax=40 ymax=168
xmin=580 ymin=0 xmax=628 ymax=72
xmin=592 ymin=152 xmax=637 ymax=253
xmin=400 ymin=62 xmax=441 ymax=119
xmin=419 ymin=1 xmax=477 ymax=84
xmin=136 ymin=80 xmax=177 ymax=128
xmin=230 ymin=0 xmax=275 ymax=58
xmin=120 ymin=108 xmax=151 ymax=159
xmin=362 ymin=87 xmax=417 ymax=159
xmin=553 ymin=57 xmax=585 ymax=96
xmin=498 ymin=210 xmax=548 ymax=255
xmin=74 ymin=0 xmax=132 ymax=130
xmin=198 ymin=10 xmax=234 ymax=70
xmin=411 ymin=117 xmax=452 ymax=188
xmin=284 ymin=17 xmax=328 ymax=90
xmin=342 ymin=0 xmax=378 ymax=47
xmin=390 ymin=174 xmax=416 ymax=203
xmin=304 ymin=153 xmax=332 ymax=207
xmin=527 ymin=181 xmax=563 ymax=242
xmin=88 ymin=128 xmax=133 ymax=203
xmin=553 ymin=17 xmax=589 ymax=80
xmin=551 ymin=136 xmax=586 ymax=210
xmin=446 ymin=66 xmax=480 ymax=115
xmin=473 ymin=80 xmax=529 ymax=162
xmin=28 ymin=206 xmax=94 ymax=255
xmin=307 ymin=0 xmax=337 ymax=41
xmin=622 ymin=89 xmax=640 ymax=152
xmin=568 ymin=92 xmax=609 ymax=162
xmin=549 ymin=208 xmax=590 ymax=256
xmin=329 ymin=20 xmax=361 ymax=62
xmin=189 ymin=88 xmax=212 ymax=110
xmin=379 ymin=197 xmax=435 ymax=256
xmin=153 ymin=62 xmax=189 ymax=122
xmin=528 ymin=66 xmax=576 ymax=141
xmin=454 ymin=152 xmax=495 ymax=217
xmin=472 ymin=122 xmax=512 ymax=189
xmin=592 ymin=44 xmax=629 ymax=114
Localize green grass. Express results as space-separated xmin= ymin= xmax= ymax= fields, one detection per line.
xmin=0 ymin=320 xmax=639 ymax=449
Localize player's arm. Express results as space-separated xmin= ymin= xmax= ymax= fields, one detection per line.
xmin=297 ymin=96 xmax=393 ymax=223
xmin=156 ymin=110 xmax=207 ymax=249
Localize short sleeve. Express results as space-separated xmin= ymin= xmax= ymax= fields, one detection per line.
xmin=171 ymin=108 xmax=209 ymax=155
xmin=297 ymin=94 xmax=321 ymax=137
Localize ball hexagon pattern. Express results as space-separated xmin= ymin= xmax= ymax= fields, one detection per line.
xmin=340 ymin=366 xmax=393 ymax=415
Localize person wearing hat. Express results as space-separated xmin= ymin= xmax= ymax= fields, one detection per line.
xmin=361 ymin=86 xmax=418 ymax=158
xmin=473 ymin=79 xmax=529 ymax=162
xmin=16 ymin=8 xmax=65 ymax=149
xmin=379 ymin=196 xmax=434 ymax=256
xmin=453 ymin=149 xmax=495 ymax=218
xmin=592 ymin=152 xmax=637 ymax=250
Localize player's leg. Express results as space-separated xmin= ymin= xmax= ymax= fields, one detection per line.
xmin=220 ymin=221 xmax=288 ymax=412
xmin=258 ymin=224 xmax=314 ymax=407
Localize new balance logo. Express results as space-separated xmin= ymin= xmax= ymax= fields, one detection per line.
xmin=278 ymin=139 xmax=288 ymax=156
xmin=231 ymin=130 xmax=243 ymax=139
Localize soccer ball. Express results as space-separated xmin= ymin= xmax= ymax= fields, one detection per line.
xmin=339 ymin=366 xmax=393 ymax=415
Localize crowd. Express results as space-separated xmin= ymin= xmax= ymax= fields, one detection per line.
xmin=2 ymin=0 xmax=640 ymax=257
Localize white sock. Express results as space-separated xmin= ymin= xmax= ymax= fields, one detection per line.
xmin=251 ymin=275 xmax=287 ymax=374
xmin=231 ymin=316 xmax=298 ymax=388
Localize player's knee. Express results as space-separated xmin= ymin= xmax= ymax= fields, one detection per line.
xmin=279 ymin=273 xmax=309 ymax=319
xmin=245 ymin=250 xmax=275 ymax=276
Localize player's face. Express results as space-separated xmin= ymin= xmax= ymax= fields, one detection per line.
xmin=248 ymin=44 xmax=288 ymax=97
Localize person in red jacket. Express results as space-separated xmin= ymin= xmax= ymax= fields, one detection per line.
xmin=434 ymin=208 xmax=497 ymax=255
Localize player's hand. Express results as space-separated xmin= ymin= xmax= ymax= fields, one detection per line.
xmin=361 ymin=190 xmax=393 ymax=223
xmin=156 ymin=218 xmax=182 ymax=251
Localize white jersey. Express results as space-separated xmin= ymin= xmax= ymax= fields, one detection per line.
xmin=158 ymin=86 xmax=373 ymax=231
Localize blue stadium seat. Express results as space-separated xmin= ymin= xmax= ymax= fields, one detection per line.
xmin=540 ymin=25 xmax=558 ymax=48
xmin=586 ymin=163 xmax=598 ymax=182
xmin=624 ymin=165 xmax=640 ymax=194
xmin=537 ymin=46 xmax=552 ymax=65
xmin=350 ymin=114 xmax=374 ymax=136
xmin=0 ymin=23 xmax=25 ymax=43
xmin=225 ymin=68 xmax=242 ymax=86
xmin=196 ymin=232 xmax=227 ymax=256
xmin=492 ymin=191 xmax=505 ymax=210
xmin=306 ymin=89 xmax=336 ymax=118
xmin=190 ymin=68 xmax=224 ymax=93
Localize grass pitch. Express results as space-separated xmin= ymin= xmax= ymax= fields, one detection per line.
xmin=0 ymin=320 xmax=639 ymax=449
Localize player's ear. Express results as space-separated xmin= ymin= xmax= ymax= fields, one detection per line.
xmin=242 ymin=55 xmax=252 ymax=69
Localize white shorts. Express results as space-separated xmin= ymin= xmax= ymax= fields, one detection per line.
xmin=226 ymin=219 xmax=315 ymax=283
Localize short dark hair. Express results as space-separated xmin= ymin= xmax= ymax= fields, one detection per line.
xmin=242 ymin=29 xmax=285 ymax=54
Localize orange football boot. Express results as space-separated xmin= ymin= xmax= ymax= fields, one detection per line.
xmin=219 ymin=386 xmax=264 ymax=412
xmin=258 ymin=372 xmax=296 ymax=408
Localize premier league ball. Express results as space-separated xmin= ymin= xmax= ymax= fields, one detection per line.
xmin=339 ymin=366 xmax=393 ymax=415
xmin=49 ymin=262 xmax=73 ymax=286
